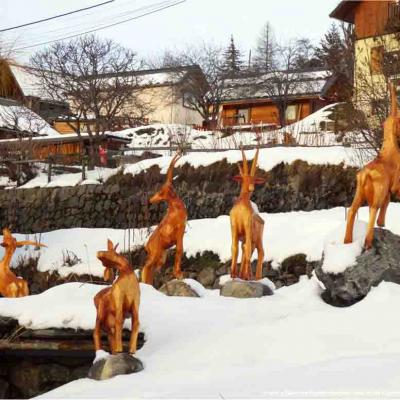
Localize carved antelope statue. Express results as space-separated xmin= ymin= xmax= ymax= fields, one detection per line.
xmin=141 ymin=152 xmax=187 ymax=285
xmin=230 ymin=147 xmax=265 ymax=280
xmin=94 ymin=239 xmax=140 ymax=354
xmin=344 ymin=82 xmax=400 ymax=248
xmin=0 ymin=228 xmax=46 ymax=298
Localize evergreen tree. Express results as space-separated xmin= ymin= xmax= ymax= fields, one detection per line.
xmin=315 ymin=23 xmax=344 ymax=72
xmin=315 ymin=22 xmax=355 ymax=100
xmin=222 ymin=35 xmax=243 ymax=75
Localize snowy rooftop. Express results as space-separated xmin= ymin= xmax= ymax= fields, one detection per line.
xmin=9 ymin=64 xmax=45 ymax=98
xmin=0 ymin=100 xmax=59 ymax=136
xmin=222 ymin=69 xmax=331 ymax=101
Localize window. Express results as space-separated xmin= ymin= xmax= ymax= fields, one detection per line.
xmin=371 ymin=46 xmax=384 ymax=74
xmin=285 ymin=104 xmax=298 ymax=121
xmin=236 ymin=108 xmax=249 ymax=124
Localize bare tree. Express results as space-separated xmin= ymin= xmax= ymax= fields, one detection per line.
xmin=148 ymin=42 xmax=226 ymax=128
xmin=258 ymin=41 xmax=321 ymax=127
xmin=252 ymin=22 xmax=277 ymax=72
xmin=30 ymin=34 xmax=145 ymax=168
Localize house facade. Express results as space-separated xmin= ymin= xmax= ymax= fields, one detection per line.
xmin=219 ymin=69 xmax=337 ymax=129
xmin=52 ymin=65 xmax=206 ymax=134
xmin=331 ymin=0 xmax=400 ymax=115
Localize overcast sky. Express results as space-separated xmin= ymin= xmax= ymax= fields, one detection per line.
xmin=1 ymin=0 xmax=340 ymax=64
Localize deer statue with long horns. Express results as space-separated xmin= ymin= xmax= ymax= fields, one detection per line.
xmin=344 ymin=82 xmax=400 ymax=248
xmin=0 ymin=228 xmax=46 ymax=297
xmin=141 ymin=152 xmax=187 ymax=285
xmin=230 ymin=147 xmax=266 ymax=280
xmin=93 ymin=239 xmax=140 ymax=354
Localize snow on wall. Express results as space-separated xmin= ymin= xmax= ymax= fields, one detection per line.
xmin=5 ymin=204 xmax=400 ymax=279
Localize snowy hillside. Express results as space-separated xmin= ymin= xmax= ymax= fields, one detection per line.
xmin=6 ymin=204 xmax=400 ymax=279
xmin=1 ymin=278 xmax=400 ymax=397
xmin=111 ymin=104 xmax=349 ymax=150
xmin=17 ymin=145 xmax=360 ymax=189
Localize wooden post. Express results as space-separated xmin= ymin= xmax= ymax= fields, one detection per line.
xmin=82 ymin=155 xmax=87 ymax=181
xmin=47 ymin=158 xmax=52 ymax=183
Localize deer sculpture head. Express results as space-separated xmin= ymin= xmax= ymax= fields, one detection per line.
xmin=149 ymin=152 xmax=182 ymax=204
xmin=1 ymin=228 xmax=46 ymax=253
xmin=232 ymin=147 xmax=265 ymax=193
xmin=97 ymin=239 xmax=126 ymax=282
xmin=385 ymin=82 xmax=400 ymax=137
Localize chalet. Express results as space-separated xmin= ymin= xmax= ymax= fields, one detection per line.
xmin=0 ymin=60 xmax=69 ymax=123
xmin=330 ymin=0 xmax=400 ymax=113
xmin=219 ymin=68 xmax=337 ymax=128
xmin=53 ymin=65 xmax=207 ymax=134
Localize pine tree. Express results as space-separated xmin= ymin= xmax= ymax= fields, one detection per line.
xmin=315 ymin=23 xmax=346 ymax=73
xmin=222 ymin=35 xmax=243 ymax=75
xmin=253 ymin=22 xmax=276 ymax=72
xmin=315 ymin=22 xmax=355 ymax=100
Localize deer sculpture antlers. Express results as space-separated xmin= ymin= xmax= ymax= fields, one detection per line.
xmin=0 ymin=228 xmax=46 ymax=297
xmin=344 ymin=82 xmax=400 ymax=248
xmin=230 ymin=147 xmax=265 ymax=280
xmin=141 ymin=152 xmax=187 ymax=285
xmin=94 ymin=239 xmax=140 ymax=354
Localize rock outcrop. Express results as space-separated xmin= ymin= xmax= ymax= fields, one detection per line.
xmin=220 ymin=279 xmax=274 ymax=298
xmin=88 ymin=353 xmax=143 ymax=381
xmin=316 ymin=228 xmax=400 ymax=306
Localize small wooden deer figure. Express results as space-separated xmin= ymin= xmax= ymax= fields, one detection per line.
xmin=93 ymin=239 xmax=140 ymax=354
xmin=141 ymin=152 xmax=187 ymax=285
xmin=344 ymin=83 xmax=400 ymax=248
xmin=230 ymin=147 xmax=265 ymax=280
xmin=0 ymin=228 xmax=46 ymax=298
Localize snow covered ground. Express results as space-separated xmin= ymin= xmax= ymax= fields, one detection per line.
xmin=6 ymin=204 xmax=400 ymax=279
xmin=16 ymin=145 xmax=360 ymax=189
xmin=2 ymin=277 xmax=400 ymax=398
xmin=113 ymin=104 xmax=348 ymax=150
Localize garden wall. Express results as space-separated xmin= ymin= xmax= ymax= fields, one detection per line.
xmin=0 ymin=160 xmax=357 ymax=233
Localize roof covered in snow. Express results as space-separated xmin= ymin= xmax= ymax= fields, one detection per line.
xmin=95 ymin=64 xmax=206 ymax=88
xmin=221 ymin=69 xmax=332 ymax=102
xmin=0 ymin=97 xmax=59 ymax=136
xmin=9 ymin=63 xmax=45 ymax=98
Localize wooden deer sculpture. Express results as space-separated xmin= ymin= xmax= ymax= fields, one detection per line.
xmin=0 ymin=228 xmax=46 ymax=298
xmin=230 ymin=147 xmax=265 ymax=280
xmin=344 ymin=82 xmax=400 ymax=248
xmin=141 ymin=152 xmax=187 ymax=285
xmin=93 ymin=239 xmax=140 ymax=354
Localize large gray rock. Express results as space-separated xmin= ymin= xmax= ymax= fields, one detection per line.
xmin=88 ymin=353 xmax=143 ymax=381
xmin=315 ymin=228 xmax=400 ymax=306
xmin=220 ymin=280 xmax=274 ymax=298
xmin=159 ymin=280 xmax=199 ymax=297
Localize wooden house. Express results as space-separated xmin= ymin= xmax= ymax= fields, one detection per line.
xmin=0 ymin=60 xmax=69 ymax=123
xmin=330 ymin=1 xmax=400 ymax=114
xmin=218 ymin=69 xmax=338 ymax=128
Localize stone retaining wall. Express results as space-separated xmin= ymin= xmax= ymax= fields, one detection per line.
xmin=0 ymin=160 xmax=357 ymax=233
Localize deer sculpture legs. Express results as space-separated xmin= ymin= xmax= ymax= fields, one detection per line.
xmin=344 ymin=169 xmax=390 ymax=248
xmin=230 ymin=216 xmax=264 ymax=280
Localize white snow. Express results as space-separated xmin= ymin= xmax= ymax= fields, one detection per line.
xmin=1 ymin=277 xmax=400 ymax=397
xmin=123 ymin=146 xmax=359 ymax=179
xmin=19 ymin=167 xmax=115 ymax=189
xmin=322 ymin=221 xmax=368 ymax=274
xmin=6 ymin=204 xmax=400 ymax=279
xmin=0 ymin=103 xmax=59 ymax=136
xmin=15 ymin=144 xmax=360 ymax=189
